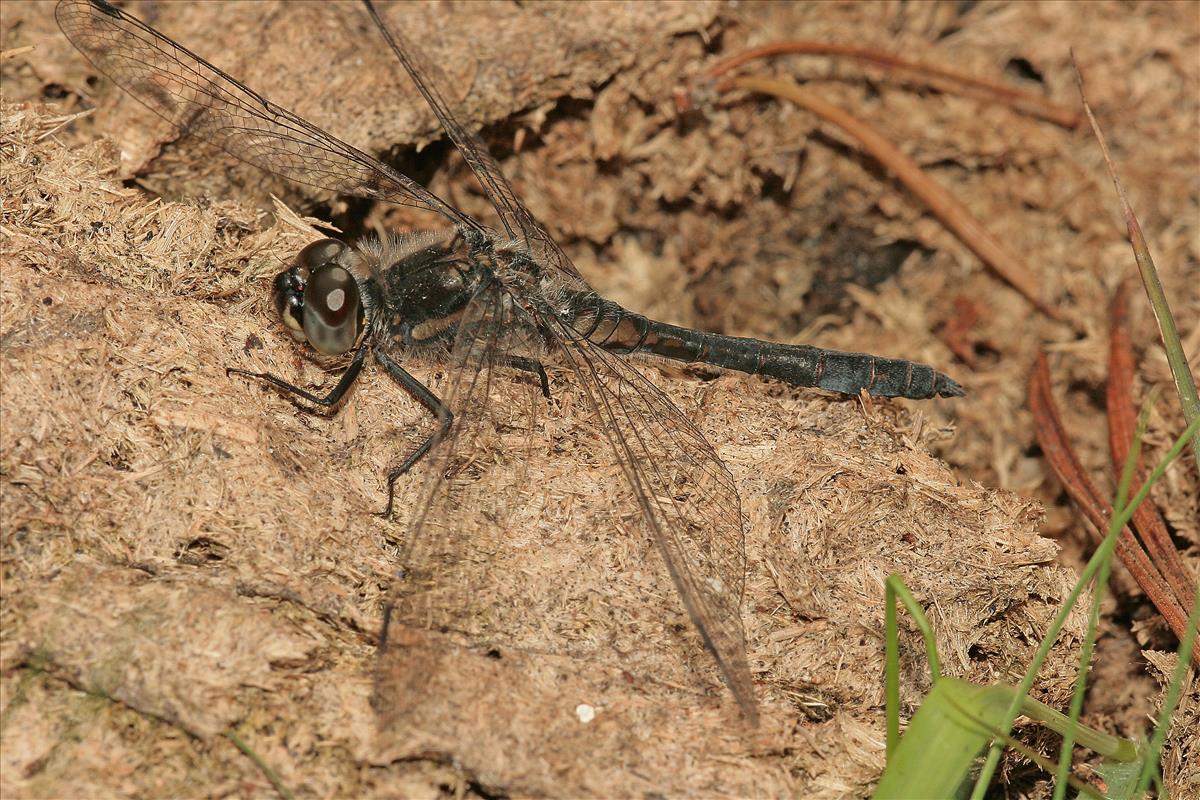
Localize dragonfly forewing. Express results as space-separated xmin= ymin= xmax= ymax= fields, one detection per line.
xmin=55 ymin=0 xmax=473 ymax=226
xmin=362 ymin=0 xmax=589 ymax=282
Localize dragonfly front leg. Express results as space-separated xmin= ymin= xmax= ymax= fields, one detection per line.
xmin=227 ymin=339 xmax=369 ymax=407
xmin=373 ymin=349 xmax=453 ymax=519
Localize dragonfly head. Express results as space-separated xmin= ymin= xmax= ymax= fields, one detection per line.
xmin=273 ymin=238 xmax=365 ymax=356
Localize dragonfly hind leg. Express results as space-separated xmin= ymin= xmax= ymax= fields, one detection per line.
xmin=499 ymin=355 xmax=551 ymax=398
xmin=373 ymin=349 xmax=453 ymax=519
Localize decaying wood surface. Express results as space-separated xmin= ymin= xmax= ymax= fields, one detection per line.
xmin=2 ymin=1 xmax=1195 ymax=796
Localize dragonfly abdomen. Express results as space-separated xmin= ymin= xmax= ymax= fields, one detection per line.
xmin=631 ymin=318 xmax=963 ymax=400
xmin=561 ymin=287 xmax=962 ymax=399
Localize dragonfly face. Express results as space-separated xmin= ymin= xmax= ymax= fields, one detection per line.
xmin=272 ymin=238 xmax=364 ymax=356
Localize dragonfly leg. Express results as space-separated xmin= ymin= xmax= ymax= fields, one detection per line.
xmin=377 ymin=598 xmax=396 ymax=652
xmin=499 ymin=355 xmax=551 ymax=398
xmin=414 ymin=323 xmax=550 ymax=398
xmin=226 ymin=339 xmax=368 ymax=407
xmin=373 ymin=349 xmax=453 ymax=519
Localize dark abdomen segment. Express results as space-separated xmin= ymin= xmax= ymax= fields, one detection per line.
xmin=570 ymin=295 xmax=962 ymax=399
xmin=640 ymin=319 xmax=963 ymax=399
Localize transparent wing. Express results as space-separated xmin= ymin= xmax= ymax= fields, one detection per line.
xmin=56 ymin=0 xmax=477 ymax=228
xmin=376 ymin=280 xmax=545 ymax=719
xmin=544 ymin=320 xmax=758 ymax=722
xmin=376 ymin=286 xmax=756 ymax=722
xmin=363 ymin=1 xmax=589 ymax=283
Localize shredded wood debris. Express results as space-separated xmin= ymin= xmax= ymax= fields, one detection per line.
xmin=2 ymin=0 xmax=1196 ymax=796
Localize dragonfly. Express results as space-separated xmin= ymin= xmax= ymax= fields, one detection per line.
xmin=57 ymin=0 xmax=962 ymax=724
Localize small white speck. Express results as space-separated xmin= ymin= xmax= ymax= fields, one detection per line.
xmin=326 ymin=288 xmax=345 ymax=312
xmin=575 ymin=703 xmax=595 ymax=724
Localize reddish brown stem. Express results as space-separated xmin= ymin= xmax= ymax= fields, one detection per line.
xmin=942 ymin=296 xmax=982 ymax=368
xmin=1029 ymin=353 xmax=1195 ymax=661
xmin=694 ymin=41 xmax=1079 ymax=128
xmin=1107 ymin=280 xmax=1196 ymax=611
xmin=720 ymin=74 xmax=1059 ymax=321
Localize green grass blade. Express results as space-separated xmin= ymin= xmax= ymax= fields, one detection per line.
xmin=1052 ymin=401 xmax=1151 ymax=799
xmin=972 ymin=413 xmax=1200 ymax=797
xmin=886 ymin=575 xmax=944 ymax=755
xmin=875 ymin=679 xmax=1009 ymax=799
xmin=1136 ymin=579 xmax=1200 ymax=795
xmin=876 ymin=680 xmax=1137 ymax=799
xmin=1075 ymin=59 xmax=1200 ymax=471
xmin=1021 ymin=696 xmax=1139 ymax=762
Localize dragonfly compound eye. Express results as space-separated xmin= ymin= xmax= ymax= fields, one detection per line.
xmin=296 ymin=238 xmax=349 ymax=271
xmin=302 ymin=263 xmax=364 ymax=355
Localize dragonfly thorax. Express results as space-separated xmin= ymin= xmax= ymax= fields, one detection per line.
xmin=367 ymin=231 xmax=482 ymax=345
